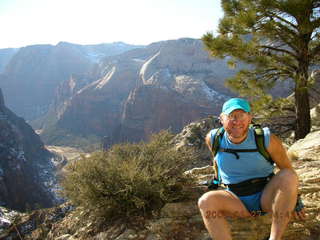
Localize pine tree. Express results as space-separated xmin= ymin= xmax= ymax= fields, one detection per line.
xmin=203 ymin=0 xmax=320 ymax=139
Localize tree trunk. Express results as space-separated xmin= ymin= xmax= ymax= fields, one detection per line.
xmin=294 ymin=69 xmax=311 ymax=140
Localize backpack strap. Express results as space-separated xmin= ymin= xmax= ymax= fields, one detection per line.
xmin=211 ymin=125 xmax=274 ymax=165
xmin=219 ymin=148 xmax=260 ymax=159
xmin=211 ymin=127 xmax=224 ymax=182
xmin=252 ymin=124 xmax=274 ymax=165
xmin=212 ymin=127 xmax=224 ymax=157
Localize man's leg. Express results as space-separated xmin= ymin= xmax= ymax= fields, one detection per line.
xmin=198 ymin=190 xmax=251 ymax=240
xmin=260 ymin=169 xmax=299 ymax=240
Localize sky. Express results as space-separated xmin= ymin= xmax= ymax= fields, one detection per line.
xmin=0 ymin=0 xmax=223 ymax=49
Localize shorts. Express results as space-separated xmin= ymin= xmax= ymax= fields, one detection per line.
xmin=238 ymin=191 xmax=264 ymax=213
xmin=228 ymin=189 xmax=266 ymax=215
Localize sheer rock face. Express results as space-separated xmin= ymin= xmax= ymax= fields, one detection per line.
xmin=117 ymin=85 xmax=220 ymax=143
xmin=0 ymin=88 xmax=57 ymax=211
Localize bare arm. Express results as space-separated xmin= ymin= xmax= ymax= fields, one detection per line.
xmin=205 ymin=132 xmax=212 ymax=152
xmin=267 ymin=133 xmax=293 ymax=170
xmin=267 ymin=134 xmax=306 ymax=220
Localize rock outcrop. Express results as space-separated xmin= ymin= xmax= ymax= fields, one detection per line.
xmin=2 ymin=130 xmax=319 ymax=240
xmin=0 ymin=88 xmax=58 ymax=211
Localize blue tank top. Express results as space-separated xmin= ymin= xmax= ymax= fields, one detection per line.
xmin=209 ymin=127 xmax=274 ymax=184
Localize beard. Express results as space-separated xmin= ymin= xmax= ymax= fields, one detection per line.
xmin=225 ymin=124 xmax=250 ymax=143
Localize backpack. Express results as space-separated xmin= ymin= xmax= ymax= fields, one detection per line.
xmin=211 ymin=124 xmax=274 ymax=183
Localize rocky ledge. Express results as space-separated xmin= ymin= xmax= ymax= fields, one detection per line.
xmin=0 ymin=125 xmax=319 ymax=240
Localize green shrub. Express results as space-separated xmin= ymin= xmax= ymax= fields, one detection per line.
xmin=60 ymin=130 xmax=196 ymax=220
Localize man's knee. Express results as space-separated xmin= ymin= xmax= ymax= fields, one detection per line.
xmin=198 ymin=192 xmax=219 ymax=211
xmin=277 ymin=169 xmax=298 ymax=188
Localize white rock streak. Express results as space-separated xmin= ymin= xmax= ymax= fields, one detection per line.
xmin=140 ymin=51 xmax=160 ymax=84
xmin=95 ymin=66 xmax=116 ymax=89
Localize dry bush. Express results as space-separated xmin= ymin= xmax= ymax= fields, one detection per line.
xmin=61 ymin=130 xmax=196 ymax=220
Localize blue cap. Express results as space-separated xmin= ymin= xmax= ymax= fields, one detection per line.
xmin=222 ymin=98 xmax=250 ymax=114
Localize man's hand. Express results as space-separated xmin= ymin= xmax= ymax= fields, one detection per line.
xmin=293 ymin=208 xmax=306 ymax=220
xmin=293 ymin=195 xmax=306 ymax=221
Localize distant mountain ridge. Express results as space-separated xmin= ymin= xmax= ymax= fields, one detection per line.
xmin=39 ymin=38 xmax=238 ymax=148
xmin=0 ymin=41 xmax=142 ymax=121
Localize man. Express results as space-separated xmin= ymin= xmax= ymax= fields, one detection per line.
xmin=198 ymin=98 xmax=305 ymax=240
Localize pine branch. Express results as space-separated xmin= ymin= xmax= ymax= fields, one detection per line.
xmin=259 ymin=45 xmax=297 ymax=57
xmin=265 ymin=11 xmax=298 ymax=31
xmin=257 ymin=25 xmax=300 ymax=54
xmin=274 ymin=28 xmax=301 ymax=53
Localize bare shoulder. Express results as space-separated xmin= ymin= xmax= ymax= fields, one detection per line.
xmin=269 ymin=133 xmax=284 ymax=148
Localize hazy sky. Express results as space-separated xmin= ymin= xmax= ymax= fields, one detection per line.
xmin=0 ymin=0 xmax=223 ymax=49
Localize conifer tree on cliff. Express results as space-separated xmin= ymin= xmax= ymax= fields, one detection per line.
xmin=203 ymin=0 xmax=320 ymax=140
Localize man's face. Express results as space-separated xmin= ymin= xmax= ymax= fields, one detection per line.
xmin=220 ymin=109 xmax=252 ymax=143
